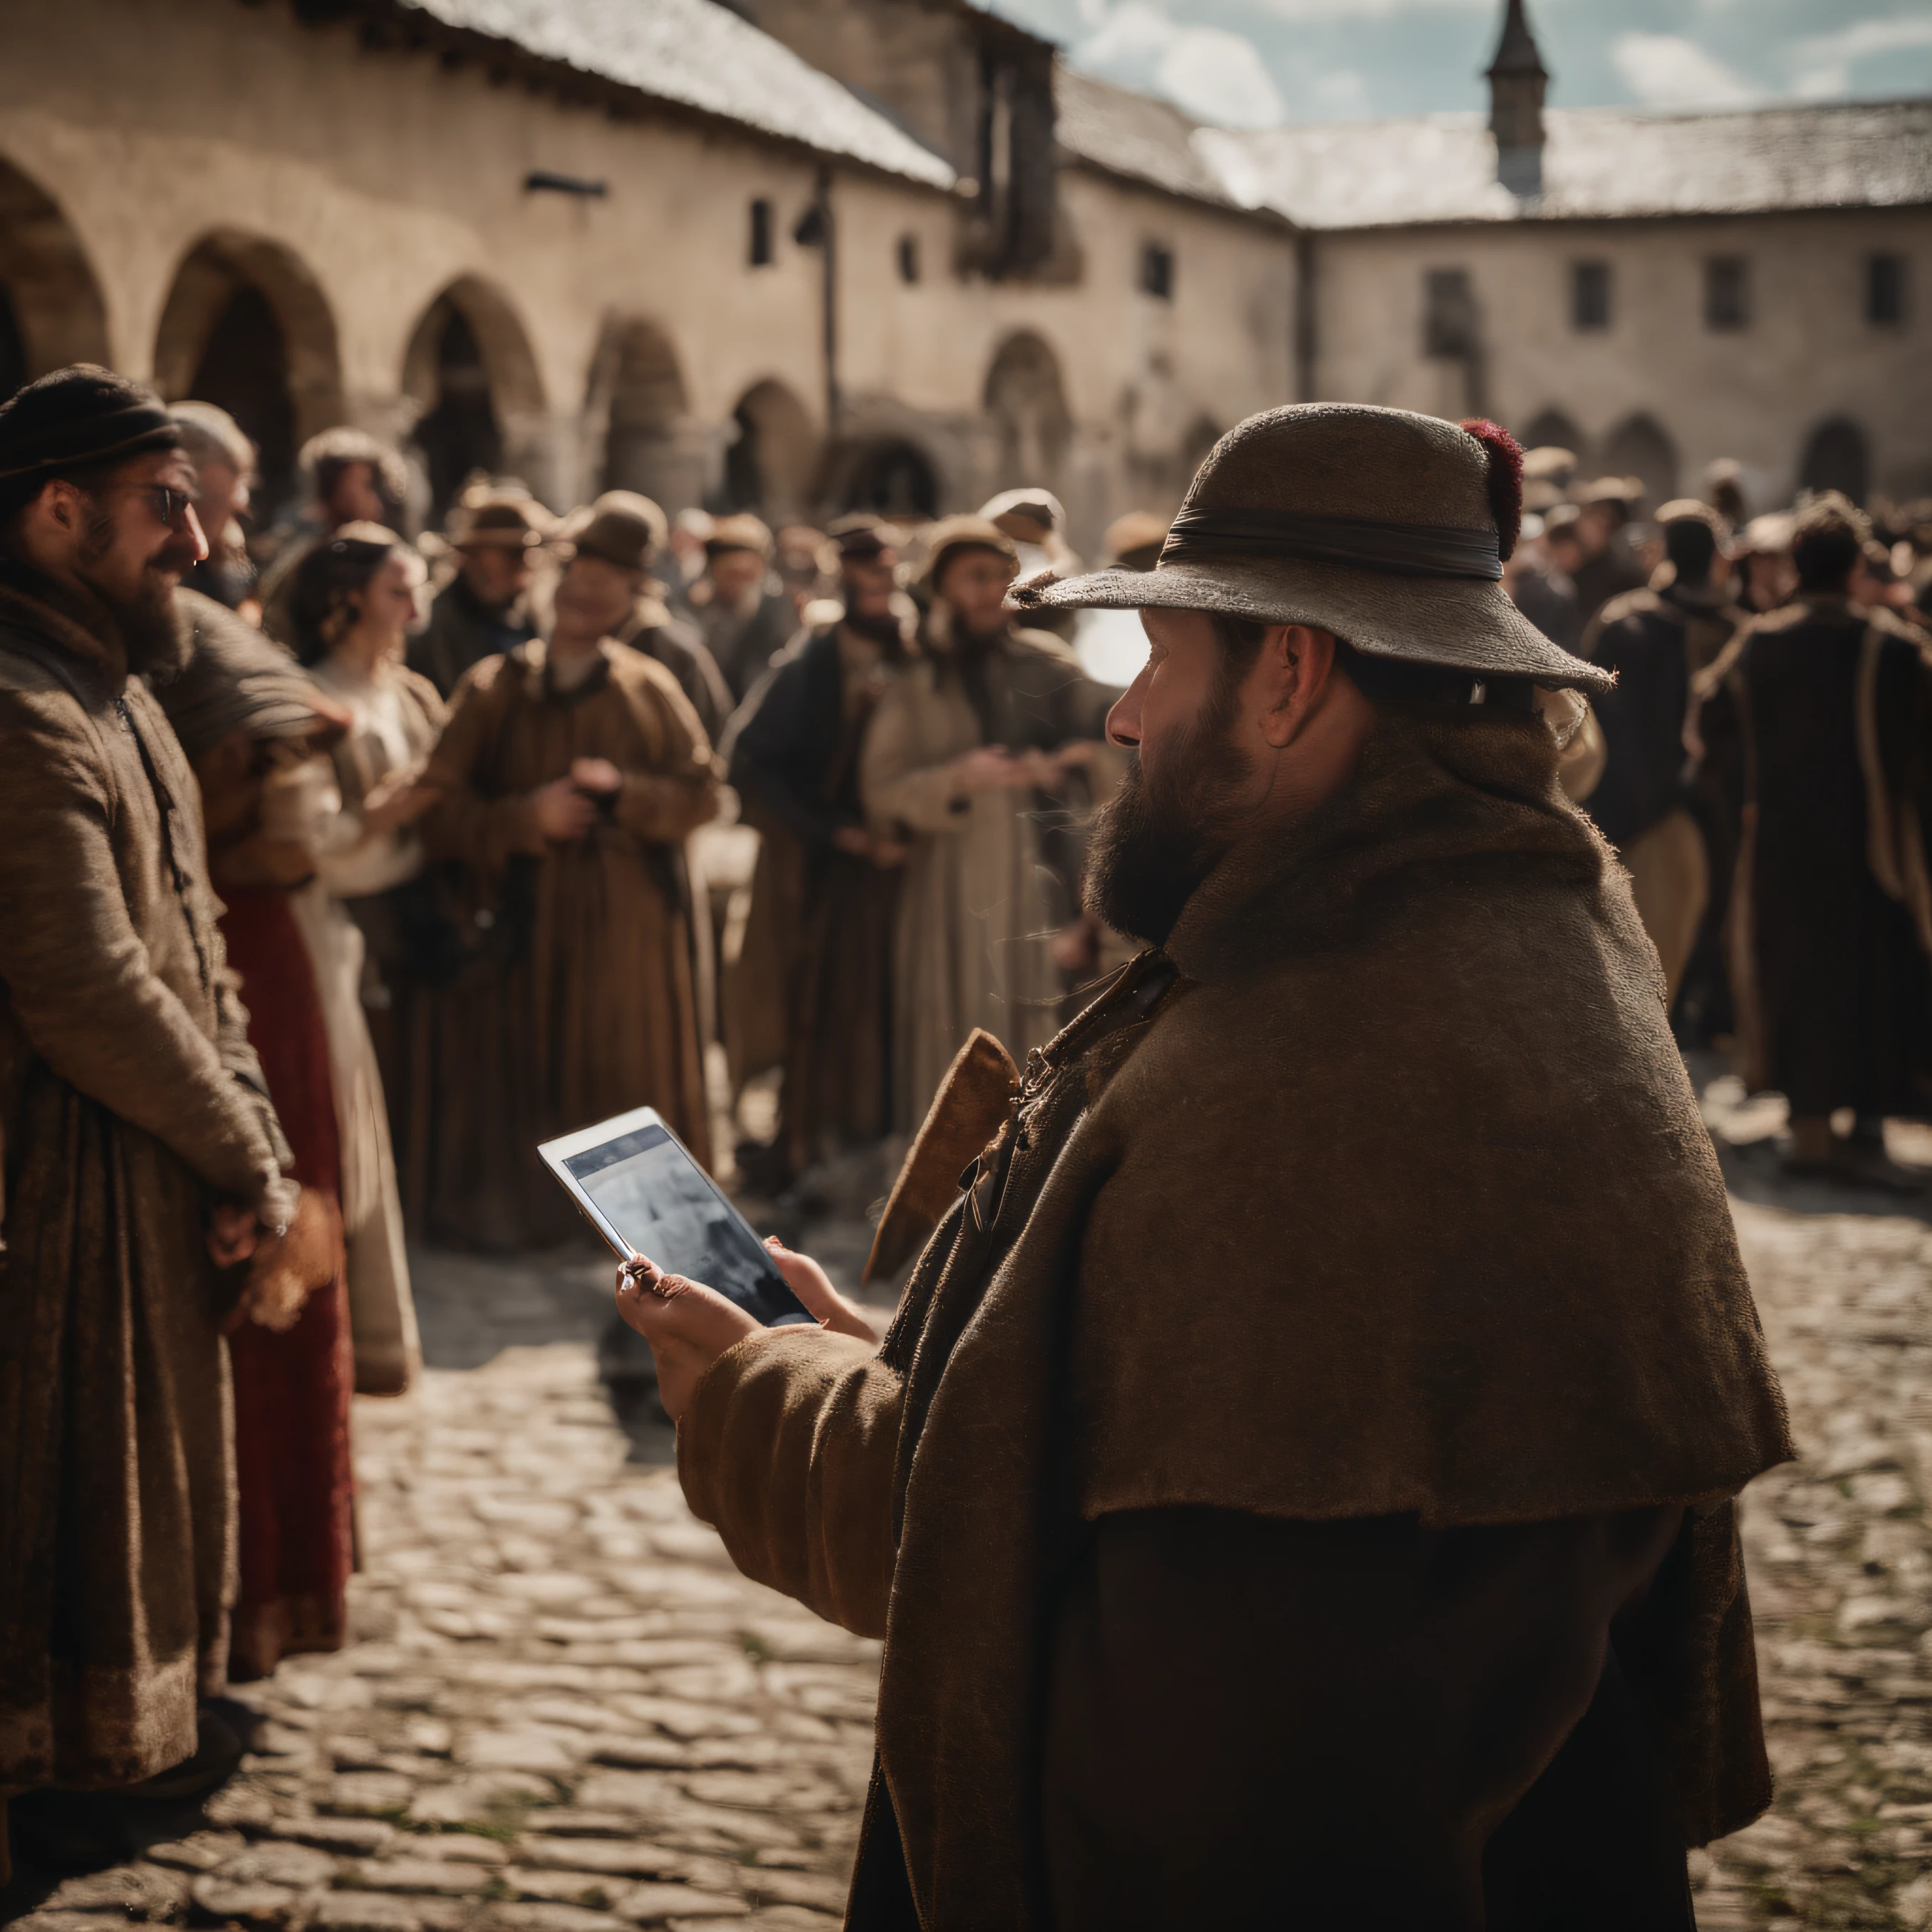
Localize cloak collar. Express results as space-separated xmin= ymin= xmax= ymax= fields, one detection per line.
xmin=0 ymin=551 xmax=131 ymax=691
xmin=1165 ymin=707 xmax=1603 ymax=985
xmin=516 ymin=634 xmax=616 ymax=705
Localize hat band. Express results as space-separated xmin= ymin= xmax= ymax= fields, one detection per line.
xmin=1161 ymin=507 xmax=1502 ymax=581
xmin=0 ymin=401 xmax=182 ymax=481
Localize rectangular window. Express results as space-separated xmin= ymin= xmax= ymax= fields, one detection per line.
xmin=1140 ymin=242 xmax=1174 ymax=300
xmin=1572 ymin=261 xmax=1611 ymax=331
xmin=897 ymin=234 xmax=920 ymax=286
xmin=1423 ymin=268 xmax=1477 ymax=358
xmin=1704 ymin=255 xmax=1749 ymax=331
xmin=1869 ymin=252 xmax=1907 ymax=326
xmin=748 ymin=198 xmax=774 ymax=268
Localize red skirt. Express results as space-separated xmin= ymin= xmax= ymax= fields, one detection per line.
xmin=217 ymin=888 xmax=355 ymax=1681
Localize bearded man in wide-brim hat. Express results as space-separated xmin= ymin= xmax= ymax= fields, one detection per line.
xmin=612 ymin=405 xmax=1792 ymax=1928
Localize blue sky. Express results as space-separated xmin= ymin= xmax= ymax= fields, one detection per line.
xmin=987 ymin=0 xmax=1932 ymax=128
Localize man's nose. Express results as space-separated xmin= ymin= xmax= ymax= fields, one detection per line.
xmin=1106 ymin=672 xmax=1145 ymax=749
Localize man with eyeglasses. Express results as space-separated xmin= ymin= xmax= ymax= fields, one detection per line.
xmin=0 ymin=365 xmax=326 ymax=1824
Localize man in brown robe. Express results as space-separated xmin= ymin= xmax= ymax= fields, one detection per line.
xmin=1697 ymin=492 xmax=1932 ymax=1179
xmin=422 ymin=499 xmax=720 ymax=1249
xmin=614 ymin=407 xmax=1792 ymax=1928
xmin=409 ymin=486 xmax=547 ymax=700
xmin=726 ymin=516 xmax=910 ymax=1183
xmin=0 ymin=368 xmax=319 ymax=1801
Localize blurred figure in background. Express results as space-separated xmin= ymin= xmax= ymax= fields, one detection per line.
xmin=692 ymin=514 xmax=796 ymax=700
xmin=291 ymin=528 xmax=436 ymax=1393
xmin=982 ymin=487 xmax=1080 ymax=639
xmin=1581 ymin=502 xmax=1744 ymax=1007
xmin=1735 ymin=513 xmax=1799 ymax=616
xmin=775 ymin=522 xmax=831 ymax=616
xmin=422 ymin=512 xmax=721 ymax=1246
xmin=564 ymin=492 xmax=734 ymax=743
xmin=259 ymin=429 xmax=409 ymax=647
xmin=160 ymin=589 xmax=358 ymax=1681
xmin=1070 ymin=509 xmax=1164 ymax=687
xmin=664 ymin=506 xmax=713 ymax=608
xmin=1698 ymin=493 xmax=1932 ymax=1181
xmin=1569 ymin=477 xmax=1647 ymax=625
xmin=727 ymin=515 xmax=912 ymax=1183
xmin=862 ymin=516 xmax=1113 ymax=1130
xmin=172 ymin=401 xmax=261 ymax=620
xmin=410 ymin=484 xmax=546 ymax=699
xmin=1704 ymin=458 xmax=1749 ymax=530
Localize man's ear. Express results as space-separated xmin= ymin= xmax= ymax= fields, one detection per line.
xmin=1256 ymin=624 xmax=1337 ymax=749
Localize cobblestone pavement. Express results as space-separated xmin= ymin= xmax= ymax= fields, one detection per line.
xmin=4 ymin=1104 xmax=1931 ymax=1931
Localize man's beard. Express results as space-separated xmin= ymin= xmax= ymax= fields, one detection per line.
xmin=78 ymin=524 xmax=194 ymax=680
xmin=1084 ymin=672 xmax=1251 ymax=947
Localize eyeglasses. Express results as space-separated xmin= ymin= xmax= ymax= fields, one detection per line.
xmin=98 ymin=482 xmax=196 ymax=529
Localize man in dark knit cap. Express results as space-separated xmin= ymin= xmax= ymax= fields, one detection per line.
xmin=613 ymin=405 xmax=1792 ymax=1928
xmin=0 ymin=368 xmax=324 ymax=1811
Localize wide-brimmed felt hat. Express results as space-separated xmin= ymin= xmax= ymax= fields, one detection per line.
xmin=706 ymin=512 xmax=773 ymax=559
xmin=1012 ymin=403 xmax=1612 ymax=695
xmin=561 ymin=491 xmax=666 ymax=572
xmin=917 ymin=514 xmax=1017 ymax=595
xmin=452 ymin=487 xmax=554 ymax=551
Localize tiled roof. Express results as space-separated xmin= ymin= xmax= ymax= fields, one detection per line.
xmin=393 ymin=0 xmax=958 ymax=187
xmin=1198 ymin=98 xmax=1932 ymax=231
xmin=1052 ymin=67 xmax=1241 ymax=209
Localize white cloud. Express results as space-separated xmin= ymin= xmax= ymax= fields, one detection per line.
xmin=1079 ymin=4 xmax=1287 ymax=128
xmin=1609 ymin=32 xmax=1758 ymax=108
xmin=1246 ymin=0 xmax=1487 ymax=18
xmin=1789 ymin=15 xmax=1932 ymax=99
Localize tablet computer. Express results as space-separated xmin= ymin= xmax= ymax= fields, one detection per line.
xmin=539 ymin=1106 xmax=814 ymax=1327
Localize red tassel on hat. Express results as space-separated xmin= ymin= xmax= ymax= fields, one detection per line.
xmin=1459 ymin=418 xmax=1524 ymax=562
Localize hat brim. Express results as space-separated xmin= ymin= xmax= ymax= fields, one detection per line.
xmin=1010 ymin=557 xmax=1614 ymax=696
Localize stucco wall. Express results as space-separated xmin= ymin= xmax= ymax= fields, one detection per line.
xmin=0 ymin=0 xmax=1299 ymax=551
xmin=1308 ymin=207 xmax=1932 ymax=510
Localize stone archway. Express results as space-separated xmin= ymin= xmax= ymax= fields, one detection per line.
xmin=826 ymin=437 xmax=940 ymax=521
xmin=1798 ymin=417 xmax=1870 ymax=507
xmin=1599 ymin=412 xmax=1679 ymax=511
xmin=984 ymin=330 xmax=1071 ymax=492
xmin=402 ymin=276 xmax=547 ymax=520
xmin=0 ymin=153 xmax=111 ymax=400
xmin=722 ymin=378 xmax=821 ymax=521
xmin=586 ymin=316 xmax=701 ymax=512
xmin=152 ymin=230 xmax=343 ymax=516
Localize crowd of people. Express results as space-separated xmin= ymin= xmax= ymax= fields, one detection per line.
xmin=0 ymin=355 xmax=1927 ymax=1855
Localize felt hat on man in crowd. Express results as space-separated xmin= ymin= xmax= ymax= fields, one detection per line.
xmin=705 ymin=512 xmax=774 ymax=560
xmin=1520 ymin=445 xmax=1576 ymax=514
xmin=450 ymin=484 xmax=554 ymax=552
xmin=980 ymin=487 xmax=1079 ymax=575
xmin=915 ymin=514 xmax=1017 ymax=596
xmin=1012 ymin=402 xmax=1614 ymax=695
xmin=559 ymin=491 xmax=667 ymax=574
xmin=824 ymin=512 xmax=898 ymax=566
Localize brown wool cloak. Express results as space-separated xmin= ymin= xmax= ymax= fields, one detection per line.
xmin=680 ymin=706 xmax=1794 ymax=1928
xmin=0 ymin=568 xmax=296 ymax=1787
xmin=421 ymin=638 xmax=719 ymax=1248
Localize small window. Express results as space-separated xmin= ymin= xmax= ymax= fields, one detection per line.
xmin=1140 ymin=242 xmax=1175 ymax=301
xmin=1423 ymin=267 xmax=1478 ymax=358
xmin=897 ymin=234 xmax=920 ymax=286
xmin=749 ymin=198 xmax=774 ymax=268
xmin=1704 ymin=256 xmax=1749 ymax=331
xmin=1869 ymin=253 xmax=1907 ymax=327
xmin=1572 ymin=261 xmax=1611 ymax=331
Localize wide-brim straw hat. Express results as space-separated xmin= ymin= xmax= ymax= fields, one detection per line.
xmin=1012 ymin=403 xmax=1612 ymax=696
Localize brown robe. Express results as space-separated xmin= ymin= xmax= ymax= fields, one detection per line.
xmin=0 ymin=565 xmax=295 ymax=1787
xmin=678 ymin=707 xmax=1793 ymax=1927
xmin=421 ymin=638 xmax=718 ymax=1249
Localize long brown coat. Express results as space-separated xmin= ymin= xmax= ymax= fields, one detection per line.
xmin=0 ymin=566 xmax=296 ymax=1787
xmin=681 ymin=707 xmax=1792 ymax=1927
xmin=421 ymin=638 xmax=718 ymax=1248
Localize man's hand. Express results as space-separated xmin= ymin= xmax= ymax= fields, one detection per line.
xmin=206 ymin=1203 xmax=259 ymax=1267
xmin=571 ymin=757 xmax=623 ymax=797
xmin=533 ymin=776 xmax=598 ymax=841
xmin=764 ymin=1237 xmax=881 ymax=1342
xmin=613 ymin=1255 xmax=760 ymax=1421
xmin=222 ymin=1187 xmax=338 ymax=1334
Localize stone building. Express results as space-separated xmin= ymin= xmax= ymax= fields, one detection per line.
xmin=1205 ymin=0 xmax=1932 ymax=514
xmin=0 ymin=0 xmax=1294 ymax=550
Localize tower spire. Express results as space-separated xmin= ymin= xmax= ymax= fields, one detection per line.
xmin=1485 ymin=0 xmax=1549 ymax=197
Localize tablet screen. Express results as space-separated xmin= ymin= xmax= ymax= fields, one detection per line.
xmin=562 ymin=1121 xmax=812 ymax=1326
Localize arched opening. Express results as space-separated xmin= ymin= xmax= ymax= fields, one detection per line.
xmin=1798 ymin=417 xmax=1870 ymax=506
xmin=1519 ymin=407 xmax=1586 ymax=462
xmin=402 ymin=277 xmax=546 ymax=522
xmin=586 ymin=317 xmax=695 ymax=510
xmin=152 ymin=231 xmax=343 ymax=517
xmin=1599 ymin=412 xmax=1678 ymax=511
xmin=0 ymin=154 xmax=111 ymax=396
xmin=826 ymin=437 xmax=940 ymax=521
xmin=722 ymin=378 xmax=820 ymax=521
xmin=984 ymin=331 xmax=1071 ymax=491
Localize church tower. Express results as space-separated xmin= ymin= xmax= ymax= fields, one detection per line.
xmin=1486 ymin=0 xmax=1549 ymax=197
